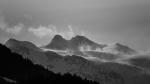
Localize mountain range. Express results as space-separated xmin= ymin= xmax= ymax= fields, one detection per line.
xmin=45 ymin=35 xmax=107 ymax=51
xmin=44 ymin=35 xmax=137 ymax=55
xmin=4 ymin=35 xmax=150 ymax=84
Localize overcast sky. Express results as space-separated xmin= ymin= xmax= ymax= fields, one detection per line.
xmin=0 ymin=0 xmax=150 ymax=51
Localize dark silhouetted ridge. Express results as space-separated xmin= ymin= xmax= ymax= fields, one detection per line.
xmin=0 ymin=44 xmax=98 ymax=84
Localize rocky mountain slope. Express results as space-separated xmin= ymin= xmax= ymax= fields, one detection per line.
xmin=0 ymin=44 xmax=98 ymax=84
xmin=114 ymin=43 xmax=137 ymax=55
xmin=4 ymin=38 xmax=150 ymax=84
xmin=45 ymin=35 xmax=107 ymax=51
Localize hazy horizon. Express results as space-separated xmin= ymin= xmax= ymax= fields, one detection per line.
xmin=0 ymin=0 xmax=150 ymax=51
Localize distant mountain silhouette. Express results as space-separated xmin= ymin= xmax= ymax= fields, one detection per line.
xmin=5 ymin=38 xmax=49 ymax=65
xmin=45 ymin=35 xmax=107 ymax=51
xmin=4 ymin=38 xmax=150 ymax=84
xmin=0 ymin=44 xmax=98 ymax=84
xmin=70 ymin=35 xmax=107 ymax=50
xmin=45 ymin=35 xmax=68 ymax=50
xmin=114 ymin=43 xmax=137 ymax=55
xmin=5 ymin=38 xmax=40 ymax=50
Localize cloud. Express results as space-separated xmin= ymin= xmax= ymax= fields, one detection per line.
xmin=5 ymin=24 xmax=23 ymax=35
xmin=28 ymin=25 xmax=56 ymax=38
xmin=0 ymin=22 xmax=23 ymax=35
xmin=0 ymin=12 xmax=23 ymax=35
xmin=0 ymin=37 xmax=9 ymax=44
xmin=58 ymin=25 xmax=75 ymax=40
xmin=102 ymin=43 xmax=117 ymax=53
xmin=28 ymin=25 xmax=85 ymax=40
xmin=81 ymin=31 xmax=86 ymax=36
xmin=68 ymin=25 xmax=74 ymax=37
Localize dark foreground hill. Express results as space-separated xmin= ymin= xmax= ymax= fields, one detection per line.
xmin=0 ymin=44 xmax=98 ymax=84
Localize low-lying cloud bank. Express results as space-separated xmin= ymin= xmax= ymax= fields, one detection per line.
xmin=79 ymin=43 xmax=118 ymax=54
xmin=40 ymin=44 xmax=150 ymax=74
xmin=0 ymin=23 xmax=24 ymax=35
xmin=28 ymin=25 xmax=56 ymax=38
xmin=28 ymin=25 xmax=79 ymax=40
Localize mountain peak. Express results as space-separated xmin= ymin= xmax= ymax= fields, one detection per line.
xmin=115 ymin=43 xmax=136 ymax=54
xmin=5 ymin=38 xmax=20 ymax=48
xmin=70 ymin=35 xmax=94 ymax=43
xmin=5 ymin=38 xmax=40 ymax=52
xmin=45 ymin=35 xmax=68 ymax=50
xmin=6 ymin=38 xmax=18 ymax=43
xmin=115 ymin=43 xmax=131 ymax=50
xmin=71 ymin=35 xmax=87 ymax=40
xmin=53 ymin=35 xmax=64 ymax=40
xmin=45 ymin=34 xmax=107 ymax=51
